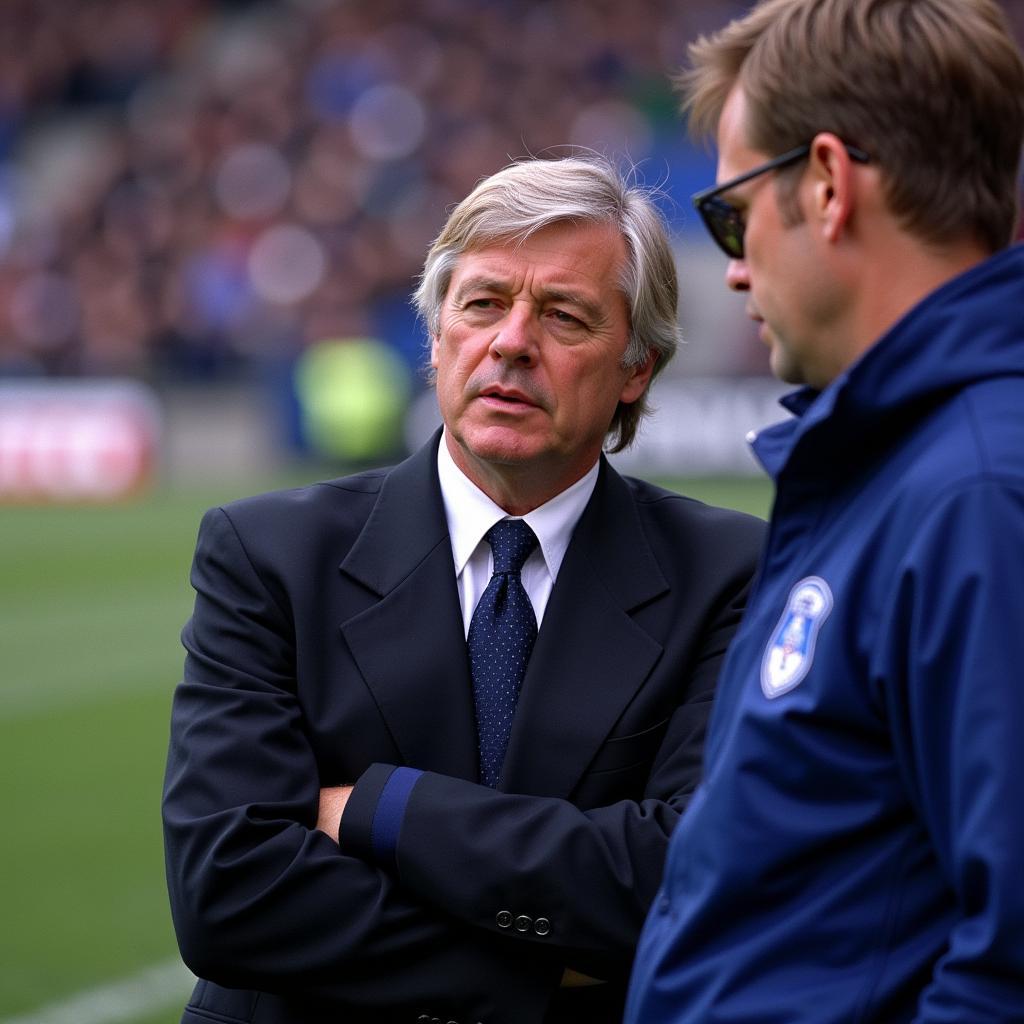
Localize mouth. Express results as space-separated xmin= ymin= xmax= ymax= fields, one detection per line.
xmin=478 ymin=386 xmax=537 ymax=409
xmin=746 ymin=309 xmax=770 ymax=344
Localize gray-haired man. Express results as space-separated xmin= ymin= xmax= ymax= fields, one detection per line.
xmin=163 ymin=156 xmax=764 ymax=1024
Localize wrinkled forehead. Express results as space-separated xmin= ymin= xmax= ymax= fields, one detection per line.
xmin=445 ymin=222 xmax=630 ymax=303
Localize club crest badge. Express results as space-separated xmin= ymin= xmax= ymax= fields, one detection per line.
xmin=761 ymin=576 xmax=833 ymax=698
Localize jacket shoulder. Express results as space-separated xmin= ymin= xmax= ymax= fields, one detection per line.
xmin=193 ymin=467 xmax=395 ymax=571
xmin=623 ymin=474 xmax=765 ymax=541
xmin=614 ymin=474 xmax=766 ymax=586
xmin=215 ymin=467 xmax=388 ymax=526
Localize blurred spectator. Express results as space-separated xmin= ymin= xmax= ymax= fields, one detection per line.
xmin=0 ymin=0 xmax=739 ymax=380
xmin=0 ymin=0 xmax=1020 ymax=384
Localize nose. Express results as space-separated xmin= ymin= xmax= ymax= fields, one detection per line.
xmin=489 ymin=305 xmax=538 ymax=365
xmin=725 ymin=257 xmax=750 ymax=292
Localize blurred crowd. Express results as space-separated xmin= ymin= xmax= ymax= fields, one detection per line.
xmin=0 ymin=0 xmax=1021 ymax=385
xmin=0 ymin=0 xmax=748 ymax=382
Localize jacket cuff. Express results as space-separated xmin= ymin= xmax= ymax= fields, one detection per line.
xmin=339 ymin=763 xmax=423 ymax=870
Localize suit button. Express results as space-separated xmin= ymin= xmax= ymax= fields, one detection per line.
xmin=514 ymin=914 xmax=533 ymax=932
xmin=495 ymin=910 xmax=513 ymax=929
xmin=534 ymin=917 xmax=551 ymax=936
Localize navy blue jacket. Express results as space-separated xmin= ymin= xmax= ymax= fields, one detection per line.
xmin=162 ymin=435 xmax=763 ymax=1024
xmin=626 ymin=245 xmax=1024 ymax=1024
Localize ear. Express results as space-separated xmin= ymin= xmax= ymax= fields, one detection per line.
xmin=430 ymin=333 xmax=441 ymax=369
xmin=619 ymin=350 xmax=658 ymax=405
xmin=807 ymin=132 xmax=857 ymax=245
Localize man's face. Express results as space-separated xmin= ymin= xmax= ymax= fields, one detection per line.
xmin=432 ymin=220 xmax=653 ymax=498
xmin=716 ymin=86 xmax=840 ymax=388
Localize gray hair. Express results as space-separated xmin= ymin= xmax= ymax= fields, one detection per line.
xmin=413 ymin=156 xmax=681 ymax=452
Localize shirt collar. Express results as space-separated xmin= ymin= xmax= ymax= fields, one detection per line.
xmin=437 ymin=431 xmax=599 ymax=580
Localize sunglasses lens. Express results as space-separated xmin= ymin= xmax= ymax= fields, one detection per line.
xmin=701 ymin=198 xmax=744 ymax=259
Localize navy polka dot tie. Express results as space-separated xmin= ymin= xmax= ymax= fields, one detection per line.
xmin=467 ymin=519 xmax=539 ymax=788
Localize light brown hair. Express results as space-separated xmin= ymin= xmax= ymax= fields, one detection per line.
xmin=679 ymin=0 xmax=1024 ymax=252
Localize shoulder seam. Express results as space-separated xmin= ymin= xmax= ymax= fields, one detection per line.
xmin=211 ymin=505 xmax=292 ymax=623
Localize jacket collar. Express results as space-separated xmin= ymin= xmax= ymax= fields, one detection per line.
xmin=753 ymin=243 xmax=1024 ymax=482
xmin=500 ymin=458 xmax=669 ymax=796
xmin=339 ymin=430 xmax=450 ymax=596
xmin=338 ymin=431 xmax=670 ymax=795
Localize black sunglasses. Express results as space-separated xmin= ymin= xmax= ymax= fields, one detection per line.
xmin=691 ymin=142 xmax=871 ymax=259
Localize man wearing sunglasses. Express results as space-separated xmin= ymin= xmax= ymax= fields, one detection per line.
xmin=625 ymin=1 xmax=1024 ymax=1022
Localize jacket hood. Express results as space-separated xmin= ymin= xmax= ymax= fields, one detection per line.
xmin=753 ymin=244 xmax=1024 ymax=481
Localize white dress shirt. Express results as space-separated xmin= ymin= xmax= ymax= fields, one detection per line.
xmin=436 ymin=432 xmax=599 ymax=637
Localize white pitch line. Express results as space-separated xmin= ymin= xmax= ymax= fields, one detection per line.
xmin=0 ymin=958 xmax=194 ymax=1024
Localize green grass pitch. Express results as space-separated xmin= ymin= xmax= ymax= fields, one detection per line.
xmin=0 ymin=471 xmax=771 ymax=1023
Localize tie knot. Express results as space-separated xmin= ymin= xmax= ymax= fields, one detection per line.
xmin=485 ymin=519 xmax=538 ymax=575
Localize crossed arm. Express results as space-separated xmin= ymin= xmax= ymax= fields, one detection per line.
xmin=316 ymin=786 xmax=602 ymax=988
xmin=164 ymin=502 xmax=760 ymax=1016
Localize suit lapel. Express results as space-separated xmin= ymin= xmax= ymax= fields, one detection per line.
xmin=338 ymin=433 xmax=479 ymax=780
xmin=501 ymin=460 xmax=669 ymax=797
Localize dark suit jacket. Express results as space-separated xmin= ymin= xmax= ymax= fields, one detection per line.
xmin=162 ymin=433 xmax=764 ymax=1024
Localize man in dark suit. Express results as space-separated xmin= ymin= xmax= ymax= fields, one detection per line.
xmin=162 ymin=156 xmax=764 ymax=1024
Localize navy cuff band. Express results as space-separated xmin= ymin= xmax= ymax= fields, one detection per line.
xmin=370 ymin=766 xmax=423 ymax=869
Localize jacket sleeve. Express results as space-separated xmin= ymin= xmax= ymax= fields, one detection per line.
xmin=162 ymin=506 xmax=559 ymax=1020
xmin=338 ymin=528 xmax=759 ymax=981
xmin=884 ymin=483 xmax=1024 ymax=1021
